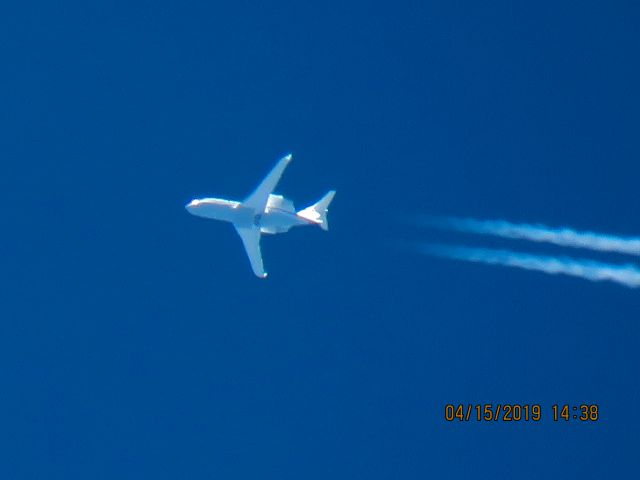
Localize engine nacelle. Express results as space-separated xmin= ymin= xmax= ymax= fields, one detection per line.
xmin=266 ymin=194 xmax=296 ymax=213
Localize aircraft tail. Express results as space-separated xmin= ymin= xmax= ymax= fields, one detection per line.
xmin=297 ymin=190 xmax=336 ymax=231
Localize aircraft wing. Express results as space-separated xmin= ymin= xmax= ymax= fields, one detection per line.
xmin=235 ymin=226 xmax=267 ymax=278
xmin=243 ymin=154 xmax=292 ymax=213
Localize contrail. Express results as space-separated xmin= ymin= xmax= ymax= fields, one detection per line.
xmin=417 ymin=216 xmax=640 ymax=256
xmin=417 ymin=243 xmax=640 ymax=288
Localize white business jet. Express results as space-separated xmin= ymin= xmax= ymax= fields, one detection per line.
xmin=186 ymin=154 xmax=335 ymax=278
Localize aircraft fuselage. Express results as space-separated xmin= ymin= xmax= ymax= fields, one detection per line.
xmin=185 ymin=197 xmax=311 ymax=233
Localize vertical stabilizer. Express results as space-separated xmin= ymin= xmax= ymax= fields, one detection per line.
xmin=297 ymin=190 xmax=336 ymax=231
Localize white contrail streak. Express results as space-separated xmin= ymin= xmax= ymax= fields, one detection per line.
xmin=417 ymin=243 xmax=640 ymax=288
xmin=418 ymin=216 xmax=640 ymax=256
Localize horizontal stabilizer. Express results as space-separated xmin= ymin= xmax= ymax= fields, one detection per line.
xmin=297 ymin=190 xmax=336 ymax=231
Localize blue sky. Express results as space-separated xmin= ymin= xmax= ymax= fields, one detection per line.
xmin=2 ymin=1 xmax=639 ymax=478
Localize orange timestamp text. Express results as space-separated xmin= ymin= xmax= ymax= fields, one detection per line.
xmin=444 ymin=404 xmax=599 ymax=422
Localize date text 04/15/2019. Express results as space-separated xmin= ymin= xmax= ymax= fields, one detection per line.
xmin=444 ymin=404 xmax=599 ymax=422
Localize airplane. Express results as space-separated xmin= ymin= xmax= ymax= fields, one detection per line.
xmin=185 ymin=154 xmax=335 ymax=278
